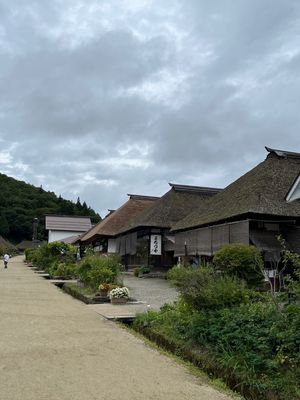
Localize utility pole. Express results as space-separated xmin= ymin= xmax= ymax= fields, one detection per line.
xmin=32 ymin=218 xmax=38 ymax=246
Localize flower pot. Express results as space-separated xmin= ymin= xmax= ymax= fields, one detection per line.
xmin=110 ymin=297 xmax=128 ymax=305
xmin=99 ymin=289 xmax=108 ymax=297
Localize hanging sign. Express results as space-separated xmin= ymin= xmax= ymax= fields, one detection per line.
xmin=150 ymin=234 xmax=162 ymax=255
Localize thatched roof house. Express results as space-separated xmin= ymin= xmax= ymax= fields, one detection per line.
xmin=80 ymin=195 xmax=159 ymax=253
xmin=172 ymin=147 xmax=300 ymax=261
xmin=119 ymin=184 xmax=222 ymax=233
xmin=16 ymin=240 xmax=42 ymax=251
xmin=116 ymin=184 xmax=222 ymax=268
xmin=0 ymin=236 xmax=16 ymax=251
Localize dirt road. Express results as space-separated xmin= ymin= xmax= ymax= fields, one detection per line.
xmin=0 ymin=256 xmax=234 ymax=400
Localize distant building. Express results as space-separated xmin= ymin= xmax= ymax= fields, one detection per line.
xmin=45 ymin=215 xmax=92 ymax=243
xmin=80 ymin=195 xmax=159 ymax=254
xmin=16 ymin=240 xmax=43 ymax=251
xmin=0 ymin=236 xmax=16 ymax=251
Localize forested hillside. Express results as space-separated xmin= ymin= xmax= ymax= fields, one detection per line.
xmin=0 ymin=173 xmax=101 ymax=243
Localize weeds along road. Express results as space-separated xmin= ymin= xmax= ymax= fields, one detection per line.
xmin=0 ymin=256 xmax=235 ymax=400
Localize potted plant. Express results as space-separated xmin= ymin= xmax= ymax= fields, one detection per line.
xmin=109 ymin=287 xmax=130 ymax=304
xmin=133 ymin=266 xmax=151 ymax=277
xmin=98 ymin=283 xmax=111 ymax=297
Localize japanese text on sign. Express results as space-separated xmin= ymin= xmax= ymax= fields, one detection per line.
xmin=150 ymin=234 xmax=162 ymax=255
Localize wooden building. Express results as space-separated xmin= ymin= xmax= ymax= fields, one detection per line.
xmin=115 ymin=184 xmax=222 ymax=269
xmin=172 ymin=147 xmax=300 ymax=265
xmin=79 ymin=195 xmax=159 ymax=254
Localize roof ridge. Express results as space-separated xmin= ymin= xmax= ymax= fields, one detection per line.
xmin=45 ymin=214 xmax=92 ymax=219
xmin=266 ymin=146 xmax=300 ymax=159
xmin=169 ymin=183 xmax=222 ymax=193
xmin=127 ymin=194 xmax=160 ymax=201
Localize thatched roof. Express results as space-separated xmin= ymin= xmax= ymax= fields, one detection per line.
xmin=80 ymin=195 xmax=159 ymax=243
xmin=59 ymin=235 xmax=82 ymax=244
xmin=0 ymin=236 xmax=15 ymax=249
xmin=172 ymin=147 xmax=300 ymax=232
xmin=16 ymin=240 xmax=42 ymax=250
xmin=118 ymin=184 xmax=222 ymax=234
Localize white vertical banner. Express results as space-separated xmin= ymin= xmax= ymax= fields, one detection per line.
xmin=150 ymin=234 xmax=162 ymax=255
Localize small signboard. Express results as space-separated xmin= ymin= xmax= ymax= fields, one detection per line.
xmin=150 ymin=234 xmax=162 ymax=255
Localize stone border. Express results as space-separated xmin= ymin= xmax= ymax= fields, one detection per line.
xmin=62 ymin=283 xmax=94 ymax=304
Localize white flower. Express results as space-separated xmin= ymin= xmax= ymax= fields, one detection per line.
xmin=109 ymin=287 xmax=130 ymax=299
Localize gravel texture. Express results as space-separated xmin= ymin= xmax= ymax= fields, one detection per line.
xmin=122 ymin=273 xmax=179 ymax=310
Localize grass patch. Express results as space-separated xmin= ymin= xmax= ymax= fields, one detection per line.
xmin=62 ymin=283 xmax=97 ymax=304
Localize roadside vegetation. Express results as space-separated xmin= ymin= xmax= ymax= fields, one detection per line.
xmin=133 ymin=244 xmax=300 ymax=400
xmin=0 ymin=244 xmax=18 ymax=258
xmin=25 ymin=242 xmax=122 ymax=296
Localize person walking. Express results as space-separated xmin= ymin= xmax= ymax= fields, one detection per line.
xmin=3 ymin=253 xmax=9 ymax=269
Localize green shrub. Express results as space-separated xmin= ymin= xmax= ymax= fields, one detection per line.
xmin=49 ymin=262 xmax=78 ymax=279
xmin=138 ymin=259 xmax=300 ymax=399
xmin=213 ymin=243 xmax=264 ymax=287
xmin=29 ymin=242 xmax=77 ymax=271
xmin=190 ymin=302 xmax=300 ymax=399
xmin=134 ymin=266 xmax=151 ymax=277
xmin=25 ymin=248 xmax=35 ymax=261
xmin=167 ymin=264 xmax=193 ymax=287
xmin=134 ymin=299 xmax=300 ymax=400
xmin=0 ymin=243 xmax=16 ymax=257
xmin=279 ymin=239 xmax=300 ymax=303
xmin=139 ymin=266 xmax=151 ymax=274
xmin=168 ymin=265 xmax=253 ymax=311
xmin=77 ymin=255 xmax=120 ymax=291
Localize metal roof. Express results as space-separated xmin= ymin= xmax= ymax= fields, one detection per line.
xmin=45 ymin=215 xmax=92 ymax=232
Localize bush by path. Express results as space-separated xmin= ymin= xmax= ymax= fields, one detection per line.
xmin=134 ymin=261 xmax=300 ymax=400
xmin=27 ymin=244 xmax=121 ymax=289
xmin=26 ymin=241 xmax=76 ymax=271
xmin=76 ymin=255 xmax=121 ymax=291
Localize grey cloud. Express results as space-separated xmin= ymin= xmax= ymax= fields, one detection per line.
xmin=0 ymin=27 xmax=167 ymax=143
xmin=1 ymin=1 xmax=300 ymax=215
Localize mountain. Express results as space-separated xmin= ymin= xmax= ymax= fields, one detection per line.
xmin=0 ymin=173 xmax=101 ymax=243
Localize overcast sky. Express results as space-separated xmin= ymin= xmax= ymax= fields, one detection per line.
xmin=1 ymin=1 xmax=300 ymax=216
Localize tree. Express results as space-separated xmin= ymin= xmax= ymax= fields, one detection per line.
xmin=0 ymin=172 xmax=101 ymax=242
xmin=0 ymin=215 xmax=9 ymax=236
xmin=213 ymin=244 xmax=264 ymax=288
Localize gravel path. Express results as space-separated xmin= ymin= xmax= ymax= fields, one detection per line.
xmin=122 ymin=273 xmax=178 ymax=309
xmin=0 ymin=256 xmax=235 ymax=400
